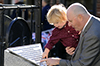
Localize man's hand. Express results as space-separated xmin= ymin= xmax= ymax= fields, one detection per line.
xmin=65 ymin=47 xmax=75 ymax=55
xmin=40 ymin=58 xmax=61 ymax=66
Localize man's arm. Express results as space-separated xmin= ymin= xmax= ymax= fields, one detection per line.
xmin=60 ymin=34 xmax=100 ymax=66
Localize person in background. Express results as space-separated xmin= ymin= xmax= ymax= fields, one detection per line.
xmin=42 ymin=4 xmax=80 ymax=61
xmin=42 ymin=0 xmax=53 ymax=31
xmin=41 ymin=3 xmax=100 ymax=66
xmin=11 ymin=1 xmax=28 ymax=20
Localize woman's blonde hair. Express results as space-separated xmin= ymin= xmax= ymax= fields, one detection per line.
xmin=47 ymin=4 xmax=67 ymax=25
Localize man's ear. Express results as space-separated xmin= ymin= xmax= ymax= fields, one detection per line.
xmin=78 ymin=14 xmax=83 ymax=21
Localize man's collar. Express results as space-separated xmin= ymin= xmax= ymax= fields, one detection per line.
xmin=82 ymin=15 xmax=92 ymax=32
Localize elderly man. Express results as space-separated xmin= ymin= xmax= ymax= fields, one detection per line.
xmin=41 ymin=3 xmax=100 ymax=66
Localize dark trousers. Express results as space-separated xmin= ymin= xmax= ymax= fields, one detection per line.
xmin=49 ymin=41 xmax=72 ymax=60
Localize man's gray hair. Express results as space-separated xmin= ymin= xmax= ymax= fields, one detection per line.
xmin=67 ymin=3 xmax=90 ymax=15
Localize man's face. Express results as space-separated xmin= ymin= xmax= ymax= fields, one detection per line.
xmin=67 ymin=11 xmax=81 ymax=31
xmin=42 ymin=0 xmax=45 ymax=7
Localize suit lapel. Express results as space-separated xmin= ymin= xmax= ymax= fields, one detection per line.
xmin=82 ymin=17 xmax=94 ymax=36
xmin=72 ymin=17 xmax=94 ymax=58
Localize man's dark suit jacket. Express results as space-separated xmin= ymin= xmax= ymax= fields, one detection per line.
xmin=59 ymin=16 xmax=100 ymax=66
